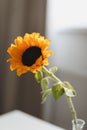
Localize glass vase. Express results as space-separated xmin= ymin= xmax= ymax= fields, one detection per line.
xmin=72 ymin=119 xmax=85 ymax=130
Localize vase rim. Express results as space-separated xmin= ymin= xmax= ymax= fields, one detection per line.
xmin=72 ymin=118 xmax=85 ymax=126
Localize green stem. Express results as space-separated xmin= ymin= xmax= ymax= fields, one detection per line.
xmin=42 ymin=66 xmax=78 ymax=130
xmin=42 ymin=66 xmax=61 ymax=82
xmin=66 ymin=96 xmax=78 ymax=130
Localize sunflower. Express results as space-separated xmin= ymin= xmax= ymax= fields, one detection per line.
xmin=7 ymin=32 xmax=53 ymax=76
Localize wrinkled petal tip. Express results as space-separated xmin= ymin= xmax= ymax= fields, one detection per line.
xmin=7 ymin=59 xmax=9 ymax=62
xmin=10 ymin=68 xmax=14 ymax=71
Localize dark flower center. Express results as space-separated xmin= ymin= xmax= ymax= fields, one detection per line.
xmin=22 ymin=46 xmax=42 ymax=66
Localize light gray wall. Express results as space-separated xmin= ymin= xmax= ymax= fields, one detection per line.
xmin=43 ymin=29 xmax=87 ymax=130
xmin=44 ymin=1 xmax=87 ymax=129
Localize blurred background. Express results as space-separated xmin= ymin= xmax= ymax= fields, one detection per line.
xmin=0 ymin=0 xmax=87 ymax=130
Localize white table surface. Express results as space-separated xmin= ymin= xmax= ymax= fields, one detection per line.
xmin=0 ymin=110 xmax=66 ymax=130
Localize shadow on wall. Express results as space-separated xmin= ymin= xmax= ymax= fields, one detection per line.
xmin=43 ymin=69 xmax=87 ymax=130
xmin=56 ymin=70 xmax=87 ymax=130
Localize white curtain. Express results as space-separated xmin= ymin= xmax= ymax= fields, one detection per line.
xmin=0 ymin=0 xmax=46 ymax=118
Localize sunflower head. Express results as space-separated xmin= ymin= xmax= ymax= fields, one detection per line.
xmin=7 ymin=32 xmax=53 ymax=76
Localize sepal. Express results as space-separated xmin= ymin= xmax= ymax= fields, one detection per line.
xmin=41 ymin=77 xmax=49 ymax=91
xmin=41 ymin=89 xmax=52 ymax=103
xmin=35 ymin=71 xmax=43 ymax=83
xmin=49 ymin=66 xmax=58 ymax=73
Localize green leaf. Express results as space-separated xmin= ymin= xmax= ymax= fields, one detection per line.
xmin=64 ymin=82 xmax=76 ymax=97
xmin=41 ymin=78 xmax=49 ymax=91
xmin=41 ymin=89 xmax=52 ymax=104
xmin=49 ymin=66 xmax=58 ymax=73
xmin=35 ymin=71 xmax=43 ymax=83
xmin=52 ymin=83 xmax=64 ymax=100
